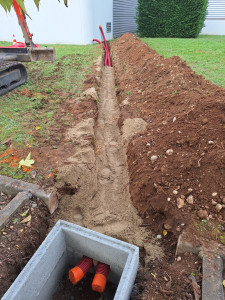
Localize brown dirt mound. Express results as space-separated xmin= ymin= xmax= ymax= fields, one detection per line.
xmin=111 ymin=33 xmax=225 ymax=298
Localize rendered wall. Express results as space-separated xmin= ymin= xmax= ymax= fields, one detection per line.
xmin=0 ymin=0 xmax=113 ymax=45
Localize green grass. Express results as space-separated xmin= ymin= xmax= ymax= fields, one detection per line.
xmin=142 ymin=35 xmax=225 ymax=88
xmin=0 ymin=43 xmax=100 ymax=147
xmin=0 ymin=42 xmax=100 ymax=178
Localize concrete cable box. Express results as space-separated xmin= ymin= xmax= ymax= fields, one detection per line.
xmin=3 ymin=220 xmax=139 ymax=300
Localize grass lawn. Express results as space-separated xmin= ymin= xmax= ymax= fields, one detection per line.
xmin=0 ymin=42 xmax=100 ymax=178
xmin=142 ymin=35 xmax=225 ymax=88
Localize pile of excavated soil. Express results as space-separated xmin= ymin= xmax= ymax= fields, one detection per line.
xmin=111 ymin=33 xmax=225 ymax=299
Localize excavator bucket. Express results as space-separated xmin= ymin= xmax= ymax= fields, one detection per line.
xmin=0 ymin=47 xmax=56 ymax=62
xmin=29 ymin=48 xmax=56 ymax=62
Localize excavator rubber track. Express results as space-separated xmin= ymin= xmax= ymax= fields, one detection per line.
xmin=0 ymin=61 xmax=27 ymax=96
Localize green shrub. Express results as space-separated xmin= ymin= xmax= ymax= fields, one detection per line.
xmin=137 ymin=0 xmax=208 ymax=38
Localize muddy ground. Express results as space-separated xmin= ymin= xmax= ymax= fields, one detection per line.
xmin=0 ymin=34 xmax=225 ymax=299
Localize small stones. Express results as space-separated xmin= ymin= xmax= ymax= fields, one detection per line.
xmin=187 ymin=188 xmax=193 ymax=193
xmin=151 ymin=155 xmax=158 ymax=162
xmin=198 ymin=209 xmax=208 ymax=219
xmin=162 ymin=120 xmax=168 ymax=125
xmin=215 ymin=204 xmax=223 ymax=212
xmin=173 ymin=190 xmax=178 ymax=195
xmin=187 ymin=195 xmax=194 ymax=205
xmin=177 ymin=198 xmax=185 ymax=209
xmin=166 ymin=149 xmax=174 ymax=156
xmin=146 ymin=142 xmax=151 ymax=147
xmin=212 ymin=192 xmax=217 ymax=197
xmin=208 ymin=140 xmax=214 ymax=145
xmin=173 ymin=117 xmax=177 ymax=122
xmin=211 ymin=200 xmax=217 ymax=206
xmin=157 ymin=235 xmax=162 ymax=239
xmin=201 ymin=118 xmax=208 ymax=125
xmin=164 ymin=224 xmax=172 ymax=230
xmin=176 ymin=226 xmax=182 ymax=232
xmin=122 ymin=98 xmax=130 ymax=106
xmin=167 ymin=198 xmax=171 ymax=202
xmin=176 ymin=256 xmax=182 ymax=262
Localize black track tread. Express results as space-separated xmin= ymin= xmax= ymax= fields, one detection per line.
xmin=0 ymin=61 xmax=27 ymax=96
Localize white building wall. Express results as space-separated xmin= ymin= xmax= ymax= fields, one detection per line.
xmin=0 ymin=0 xmax=113 ymax=45
xmin=91 ymin=0 xmax=113 ymax=43
xmin=200 ymin=0 xmax=225 ymax=35
xmin=201 ymin=20 xmax=225 ymax=35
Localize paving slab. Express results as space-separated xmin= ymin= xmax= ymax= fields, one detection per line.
xmin=200 ymin=251 xmax=224 ymax=300
xmin=0 ymin=175 xmax=58 ymax=214
xmin=0 ymin=191 xmax=31 ymax=230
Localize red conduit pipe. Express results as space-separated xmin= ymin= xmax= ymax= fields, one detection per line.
xmin=93 ymin=39 xmax=102 ymax=44
xmin=99 ymin=25 xmax=112 ymax=67
xmin=92 ymin=38 xmax=108 ymax=66
xmin=93 ymin=26 xmax=112 ymax=67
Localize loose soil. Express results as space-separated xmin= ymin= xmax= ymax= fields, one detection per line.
xmin=53 ymin=270 xmax=117 ymax=300
xmin=111 ymin=33 xmax=225 ymax=299
xmin=0 ymin=197 xmax=49 ymax=298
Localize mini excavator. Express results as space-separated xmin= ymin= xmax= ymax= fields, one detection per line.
xmin=0 ymin=0 xmax=56 ymax=96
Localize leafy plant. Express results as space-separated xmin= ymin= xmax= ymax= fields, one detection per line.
xmin=137 ymin=0 xmax=208 ymax=38
xmin=0 ymin=0 xmax=68 ymax=14
xmin=195 ymin=220 xmax=225 ymax=245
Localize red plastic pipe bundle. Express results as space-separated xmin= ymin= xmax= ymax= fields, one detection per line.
xmin=93 ymin=25 xmax=112 ymax=67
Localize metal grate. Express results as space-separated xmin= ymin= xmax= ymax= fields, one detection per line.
xmin=106 ymin=22 xmax=111 ymax=33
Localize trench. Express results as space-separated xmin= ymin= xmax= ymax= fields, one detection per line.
xmin=91 ymin=66 xmax=146 ymax=244
xmin=53 ymin=64 xmax=162 ymax=263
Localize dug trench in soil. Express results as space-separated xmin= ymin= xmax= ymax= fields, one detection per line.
xmin=52 ymin=65 xmax=162 ymax=260
xmin=111 ymin=33 xmax=225 ymax=298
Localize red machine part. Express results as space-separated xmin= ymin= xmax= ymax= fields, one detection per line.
xmin=12 ymin=0 xmax=37 ymax=48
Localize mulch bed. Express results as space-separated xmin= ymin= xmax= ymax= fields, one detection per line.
xmin=111 ymin=33 xmax=225 ymax=299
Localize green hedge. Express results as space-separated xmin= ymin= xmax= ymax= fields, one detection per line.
xmin=137 ymin=0 xmax=208 ymax=38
